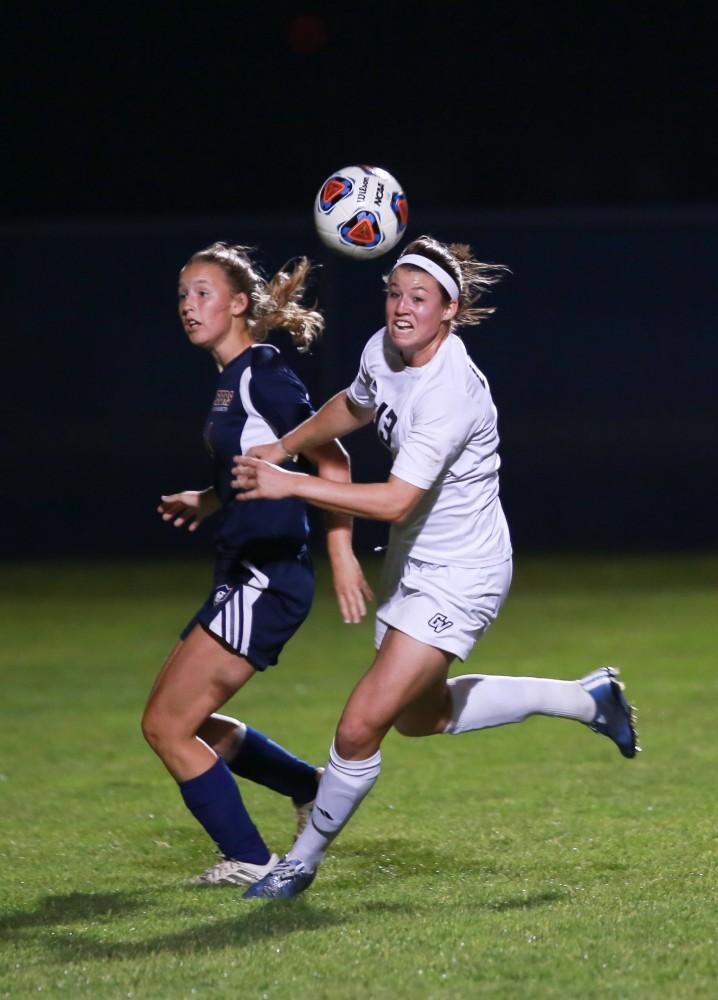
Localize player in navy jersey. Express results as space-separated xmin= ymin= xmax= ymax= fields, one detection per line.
xmin=232 ymin=235 xmax=639 ymax=899
xmin=142 ymin=242 xmax=372 ymax=886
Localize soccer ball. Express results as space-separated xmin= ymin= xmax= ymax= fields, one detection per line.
xmin=313 ymin=165 xmax=409 ymax=259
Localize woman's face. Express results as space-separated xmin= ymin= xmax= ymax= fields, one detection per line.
xmin=385 ymin=265 xmax=458 ymax=366
xmin=178 ymin=261 xmax=247 ymax=354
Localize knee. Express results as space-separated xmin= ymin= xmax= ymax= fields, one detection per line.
xmin=335 ymin=716 xmax=383 ymax=760
xmin=141 ymin=705 xmax=171 ymax=757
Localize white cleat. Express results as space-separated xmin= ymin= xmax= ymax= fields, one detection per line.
xmin=191 ymin=852 xmax=279 ymax=886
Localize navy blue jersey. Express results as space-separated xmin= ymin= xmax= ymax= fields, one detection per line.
xmin=204 ymin=344 xmax=313 ymax=557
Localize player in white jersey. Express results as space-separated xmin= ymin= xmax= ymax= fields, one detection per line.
xmin=232 ymin=235 xmax=639 ymax=899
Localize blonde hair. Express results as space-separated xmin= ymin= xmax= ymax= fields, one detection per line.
xmin=392 ymin=235 xmax=510 ymax=330
xmin=186 ymin=242 xmax=324 ymax=352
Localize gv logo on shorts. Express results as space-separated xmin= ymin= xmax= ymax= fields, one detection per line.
xmin=428 ymin=613 xmax=453 ymax=633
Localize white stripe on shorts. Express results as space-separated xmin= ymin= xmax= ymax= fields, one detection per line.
xmin=207 ymin=561 xmax=270 ymax=654
xmin=240 ymin=560 xmax=269 ymax=655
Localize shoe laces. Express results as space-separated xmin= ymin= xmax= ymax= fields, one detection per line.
xmin=272 ymin=857 xmax=305 ymax=882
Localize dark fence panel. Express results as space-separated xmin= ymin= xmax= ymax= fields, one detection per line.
xmin=2 ymin=207 xmax=716 ymax=556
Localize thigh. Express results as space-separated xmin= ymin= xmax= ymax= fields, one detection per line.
xmin=145 ymin=625 xmax=256 ymax=736
xmin=146 ymin=639 xmax=184 ymax=702
xmin=339 ymin=627 xmax=454 ymax=744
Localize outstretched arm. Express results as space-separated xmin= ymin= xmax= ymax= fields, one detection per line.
xmin=244 ymin=391 xmax=373 ymax=466
xmin=232 ymin=459 xmax=425 ymax=524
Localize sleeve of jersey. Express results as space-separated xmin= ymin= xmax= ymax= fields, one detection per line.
xmin=390 ymin=390 xmax=475 ymax=490
xmin=247 ymin=365 xmax=314 ymax=437
xmin=346 ymin=346 xmax=377 ymax=410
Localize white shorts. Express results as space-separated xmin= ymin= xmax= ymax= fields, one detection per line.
xmin=375 ymin=554 xmax=512 ymax=661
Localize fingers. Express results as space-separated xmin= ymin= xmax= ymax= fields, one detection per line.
xmin=337 ymin=590 xmax=359 ymax=625
xmin=335 ymin=579 xmax=373 ymax=624
xmin=231 ymin=456 xmax=258 ymax=492
xmin=231 ymin=455 xmax=259 ymax=474
xmin=231 ymin=471 xmax=255 ymax=492
xmin=157 ymin=498 xmax=197 ymax=529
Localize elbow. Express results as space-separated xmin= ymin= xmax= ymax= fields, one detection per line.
xmin=314 ymin=442 xmax=351 ymax=482
xmin=382 ymin=483 xmax=422 ymax=524
xmin=388 ymin=502 xmax=415 ymax=525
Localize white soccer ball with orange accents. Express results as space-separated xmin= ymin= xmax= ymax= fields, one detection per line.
xmin=313 ymin=165 xmax=409 ymax=259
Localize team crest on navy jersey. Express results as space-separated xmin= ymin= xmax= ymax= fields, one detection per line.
xmin=213 ymin=389 xmax=234 ymax=411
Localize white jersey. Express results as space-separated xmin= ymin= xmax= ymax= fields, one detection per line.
xmin=347 ymin=328 xmax=512 ymax=568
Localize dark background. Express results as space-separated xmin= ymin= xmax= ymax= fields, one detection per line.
xmin=3 ymin=3 xmax=717 ymax=557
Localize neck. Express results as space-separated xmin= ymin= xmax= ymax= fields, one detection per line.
xmin=403 ymin=326 xmax=450 ymax=368
xmin=211 ymin=326 xmax=254 ymax=369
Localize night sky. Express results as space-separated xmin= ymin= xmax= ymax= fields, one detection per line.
xmin=6 ymin=3 xmax=718 ymax=221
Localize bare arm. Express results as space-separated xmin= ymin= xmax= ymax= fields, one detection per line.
xmin=244 ymin=391 xmax=374 ymax=467
xmin=302 ymin=439 xmax=374 ymax=623
xmin=232 ymin=460 xmax=425 ymax=524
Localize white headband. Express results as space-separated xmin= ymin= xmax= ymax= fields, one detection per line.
xmin=393 ymin=253 xmax=461 ymax=301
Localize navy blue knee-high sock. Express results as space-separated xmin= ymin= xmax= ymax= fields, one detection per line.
xmin=179 ymin=755 xmax=270 ymax=864
xmin=227 ymin=726 xmax=319 ymax=805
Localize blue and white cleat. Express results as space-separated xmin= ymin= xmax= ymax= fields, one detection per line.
xmin=579 ymin=666 xmax=640 ymax=758
xmin=242 ymin=856 xmax=316 ymax=900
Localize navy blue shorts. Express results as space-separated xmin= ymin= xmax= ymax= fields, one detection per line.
xmin=181 ymin=548 xmax=314 ymax=670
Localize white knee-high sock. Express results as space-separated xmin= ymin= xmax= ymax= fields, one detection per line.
xmin=444 ymin=674 xmax=595 ymax=734
xmin=290 ymin=741 xmax=381 ymax=872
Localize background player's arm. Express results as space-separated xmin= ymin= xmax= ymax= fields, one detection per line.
xmin=157 ymin=486 xmax=221 ymax=532
xmin=298 ymin=438 xmax=374 ymax=624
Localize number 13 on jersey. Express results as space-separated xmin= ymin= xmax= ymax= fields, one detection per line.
xmin=375 ymin=402 xmax=398 ymax=449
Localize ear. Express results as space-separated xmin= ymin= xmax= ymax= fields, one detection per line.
xmin=442 ymin=299 xmax=459 ymax=322
xmin=231 ymin=291 xmax=250 ymax=317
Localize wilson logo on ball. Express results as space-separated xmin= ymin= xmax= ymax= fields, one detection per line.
xmin=340 ymin=211 xmax=383 ymax=248
xmin=318 ymin=176 xmax=353 ymax=213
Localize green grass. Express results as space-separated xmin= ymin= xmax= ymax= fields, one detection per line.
xmin=1 ymin=554 xmax=717 ymax=999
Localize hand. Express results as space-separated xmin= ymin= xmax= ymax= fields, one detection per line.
xmin=232 ymin=456 xmax=305 ymax=501
xmin=244 ymin=441 xmax=294 ymax=464
xmin=157 ymin=489 xmax=217 ymax=532
xmin=330 ymin=549 xmax=374 ymax=624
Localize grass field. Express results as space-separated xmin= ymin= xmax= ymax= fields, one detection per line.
xmin=1 ymin=553 xmax=716 ymax=999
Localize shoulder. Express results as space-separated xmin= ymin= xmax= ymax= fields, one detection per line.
xmin=248 ymin=343 xmax=305 ymax=389
xmin=412 ymin=338 xmax=486 ymax=427
xmin=360 ymin=327 xmax=387 ymax=359
xmin=249 ymin=343 xmax=282 ymax=371
xmin=441 ymin=335 xmax=492 ymax=396
xmin=245 ymin=344 xmax=311 ymax=409
xmin=362 ymin=327 xmax=403 ymax=372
